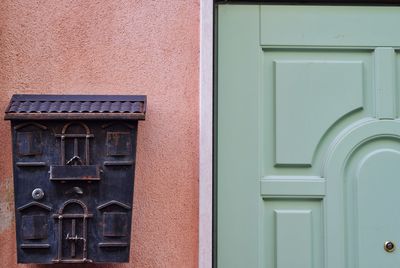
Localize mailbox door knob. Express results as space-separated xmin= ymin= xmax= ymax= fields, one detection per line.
xmin=32 ymin=188 xmax=44 ymax=200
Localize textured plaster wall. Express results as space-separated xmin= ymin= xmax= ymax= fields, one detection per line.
xmin=0 ymin=1 xmax=199 ymax=267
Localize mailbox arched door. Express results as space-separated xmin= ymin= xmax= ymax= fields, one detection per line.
xmin=53 ymin=199 xmax=92 ymax=263
xmin=217 ymin=4 xmax=400 ymax=268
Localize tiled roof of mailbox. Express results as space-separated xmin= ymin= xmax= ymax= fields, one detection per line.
xmin=4 ymin=94 xmax=146 ymax=120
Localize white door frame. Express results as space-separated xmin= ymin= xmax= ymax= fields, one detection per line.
xmin=199 ymin=0 xmax=214 ymax=267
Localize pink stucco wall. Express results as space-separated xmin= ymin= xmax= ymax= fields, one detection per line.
xmin=0 ymin=1 xmax=199 ymax=267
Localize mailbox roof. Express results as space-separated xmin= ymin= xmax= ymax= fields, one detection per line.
xmin=4 ymin=94 xmax=146 ymax=120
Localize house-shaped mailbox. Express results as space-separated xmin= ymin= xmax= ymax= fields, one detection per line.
xmin=4 ymin=94 xmax=146 ymax=264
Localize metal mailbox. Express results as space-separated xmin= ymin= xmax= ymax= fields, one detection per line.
xmin=4 ymin=94 xmax=146 ymax=264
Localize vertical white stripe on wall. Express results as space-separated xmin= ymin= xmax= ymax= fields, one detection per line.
xmin=199 ymin=0 xmax=213 ymax=267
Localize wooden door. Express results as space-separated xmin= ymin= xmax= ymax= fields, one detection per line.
xmin=217 ymin=5 xmax=400 ymax=268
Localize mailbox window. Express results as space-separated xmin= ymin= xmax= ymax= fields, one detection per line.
xmin=17 ymin=131 xmax=42 ymax=156
xmin=107 ymin=132 xmax=131 ymax=156
xmin=103 ymin=212 xmax=128 ymax=237
xmin=22 ymin=215 xmax=48 ymax=240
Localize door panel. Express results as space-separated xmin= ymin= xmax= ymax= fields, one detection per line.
xmin=260 ymin=6 xmax=400 ymax=47
xmin=262 ymin=49 xmax=373 ymax=177
xmin=268 ymin=51 xmax=369 ymax=167
xmin=345 ymin=141 xmax=400 ymax=267
xmin=218 ymin=5 xmax=400 ymax=268
xmin=263 ymin=200 xmax=323 ymax=268
xmin=217 ymin=6 xmax=261 ymax=268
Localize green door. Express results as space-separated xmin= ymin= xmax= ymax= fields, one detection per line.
xmin=217 ymin=5 xmax=400 ymax=268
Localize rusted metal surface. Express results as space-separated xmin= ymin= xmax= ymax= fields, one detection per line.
xmin=5 ymin=94 xmax=145 ymax=264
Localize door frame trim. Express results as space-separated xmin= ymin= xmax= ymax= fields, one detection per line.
xmin=199 ymin=0 xmax=214 ymax=267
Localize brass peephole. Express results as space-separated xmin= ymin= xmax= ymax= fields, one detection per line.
xmin=384 ymin=241 xmax=395 ymax=252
